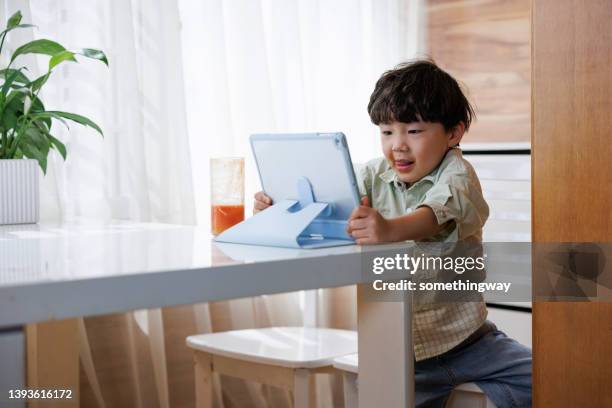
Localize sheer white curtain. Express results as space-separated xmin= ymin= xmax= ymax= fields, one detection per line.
xmin=3 ymin=0 xmax=196 ymax=224
xmin=178 ymin=0 xmax=424 ymax=228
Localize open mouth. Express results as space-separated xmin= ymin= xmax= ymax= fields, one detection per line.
xmin=394 ymin=159 xmax=415 ymax=171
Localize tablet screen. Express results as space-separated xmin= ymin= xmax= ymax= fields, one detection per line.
xmin=250 ymin=133 xmax=360 ymax=221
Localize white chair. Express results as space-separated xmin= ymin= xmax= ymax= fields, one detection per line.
xmin=187 ymin=326 xmax=357 ymax=408
xmin=332 ymin=353 xmax=358 ymax=408
xmin=332 ymin=353 xmax=496 ymax=408
xmin=447 ymin=383 xmax=496 ymax=408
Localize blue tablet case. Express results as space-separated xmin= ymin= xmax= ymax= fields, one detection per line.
xmin=214 ymin=133 xmax=360 ymax=248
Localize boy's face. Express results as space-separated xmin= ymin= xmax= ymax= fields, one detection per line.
xmin=379 ymin=121 xmax=464 ymax=184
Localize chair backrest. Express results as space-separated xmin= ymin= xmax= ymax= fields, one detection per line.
xmin=448 ymin=382 xmax=497 ymax=408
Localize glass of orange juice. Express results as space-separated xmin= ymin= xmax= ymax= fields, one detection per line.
xmin=210 ymin=157 xmax=245 ymax=235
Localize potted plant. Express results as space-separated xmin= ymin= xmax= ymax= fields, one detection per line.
xmin=0 ymin=10 xmax=107 ymax=225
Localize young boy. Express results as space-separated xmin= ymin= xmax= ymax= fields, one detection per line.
xmin=254 ymin=60 xmax=531 ymax=408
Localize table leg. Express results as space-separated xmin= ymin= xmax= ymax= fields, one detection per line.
xmin=0 ymin=326 xmax=25 ymax=408
xmin=357 ymin=284 xmax=413 ymax=407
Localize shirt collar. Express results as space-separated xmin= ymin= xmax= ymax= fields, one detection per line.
xmin=379 ymin=167 xmax=397 ymax=184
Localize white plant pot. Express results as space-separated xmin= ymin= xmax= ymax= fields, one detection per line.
xmin=0 ymin=159 xmax=40 ymax=225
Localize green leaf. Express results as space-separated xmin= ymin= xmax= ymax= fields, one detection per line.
xmin=48 ymin=49 xmax=109 ymax=71
xmin=30 ymin=97 xmax=52 ymax=129
xmin=3 ymin=88 xmax=28 ymax=110
xmin=29 ymin=111 xmax=69 ymax=130
xmin=19 ymin=127 xmax=50 ymax=173
xmin=0 ymin=68 xmax=30 ymax=85
xmin=30 ymin=72 xmax=51 ymax=92
xmin=48 ymin=50 xmax=77 ymax=70
xmin=29 ymin=95 xmax=46 ymax=112
xmin=45 ymin=111 xmax=103 ymax=136
xmin=20 ymin=140 xmax=48 ymax=174
xmin=6 ymin=11 xmax=22 ymax=30
xmin=2 ymin=112 xmax=19 ymax=130
xmin=1 ymin=112 xmax=19 ymax=130
xmin=47 ymin=134 xmax=66 ymax=160
xmin=31 ymin=120 xmax=65 ymax=160
xmin=0 ymin=86 xmax=16 ymax=113
xmin=10 ymin=39 xmax=66 ymax=64
xmin=79 ymin=48 xmax=109 ymax=66
xmin=24 ymin=126 xmax=49 ymax=149
xmin=1 ymin=92 xmax=25 ymax=130
xmin=1 ymin=67 xmax=27 ymax=96
xmin=0 ymin=89 xmax=27 ymax=134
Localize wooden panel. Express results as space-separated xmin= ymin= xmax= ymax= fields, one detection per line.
xmin=162 ymin=305 xmax=198 ymax=408
xmin=532 ymin=0 xmax=612 ymax=406
xmin=80 ymin=313 xmax=160 ymax=408
xmin=26 ymin=320 xmax=79 ymax=407
xmin=427 ymin=0 xmax=531 ymax=143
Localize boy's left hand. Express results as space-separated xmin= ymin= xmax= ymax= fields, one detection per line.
xmin=347 ymin=197 xmax=395 ymax=244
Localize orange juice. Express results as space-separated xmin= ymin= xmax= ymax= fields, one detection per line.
xmin=211 ymin=204 xmax=245 ymax=235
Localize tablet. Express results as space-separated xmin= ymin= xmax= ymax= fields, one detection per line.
xmin=250 ymin=132 xmax=360 ymax=222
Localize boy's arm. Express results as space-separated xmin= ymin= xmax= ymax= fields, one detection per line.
xmin=347 ymin=198 xmax=447 ymax=244
xmin=387 ymin=207 xmax=448 ymax=242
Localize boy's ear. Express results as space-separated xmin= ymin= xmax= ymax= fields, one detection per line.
xmin=447 ymin=122 xmax=465 ymax=147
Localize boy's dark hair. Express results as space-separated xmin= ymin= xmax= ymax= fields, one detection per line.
xmin=367 ymin=59 xmax=475 ymax=131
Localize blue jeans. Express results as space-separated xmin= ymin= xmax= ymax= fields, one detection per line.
xmin=415 ymin=320 xmax=532 ymax=408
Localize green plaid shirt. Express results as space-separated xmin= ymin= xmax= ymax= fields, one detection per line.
xmin=355 ymin=148 xmax=490 ymax=360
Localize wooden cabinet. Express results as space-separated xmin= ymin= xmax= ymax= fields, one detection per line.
xmin=532 ymin=0 xmax=612 ymax=406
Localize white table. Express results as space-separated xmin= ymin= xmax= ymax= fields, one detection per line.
xmin=0 ymin=221 xmax=413 ymax=407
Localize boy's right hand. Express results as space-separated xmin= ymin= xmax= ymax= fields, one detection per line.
xmin=347 ymin=196 xmax=396 ymax=244
xmin=254 ymin=191 xmax=273 ymax=214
